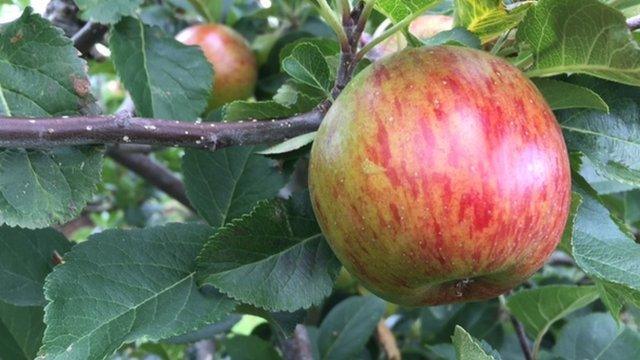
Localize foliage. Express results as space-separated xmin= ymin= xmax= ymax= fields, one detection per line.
xmin=0 ymin=0 xmax=639 ymax=359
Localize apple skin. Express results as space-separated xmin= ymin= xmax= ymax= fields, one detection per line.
xmin=309 ymin=46 xmax=571 ymax=306
xmin=176 ymin=24 xmax=257 ymax=110
xmin=372 ymin=15 xmax=454 ymax=59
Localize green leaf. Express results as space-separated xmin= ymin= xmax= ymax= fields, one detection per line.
xmin=558 ymin=192 xmax=583 ymax=254
xmin=0 ymin=10 xmax=104 ymax=228
xmin=518 ymin=0 xmax=640 ymax=86
xmin=75 ymin=0 xmax=143 ymax=24
xmin=256 ymin=132 xmax=317 ymax=155
xmin=571 ymin=175 xmax=640 ymax=295
xmin=0 ymin=302 xmax=45 ymax=360
xmin=0 ymin=227 xmax=71 ymax=306
xmin=40 ymin=224 xmax=236 ymax=360
xmin=533 ymin=79 xmax=609 ymax=112
xmin=317 ymin=296 xmax=386 ymax=360
xmin=596 ymin=279 xmax=640 ymax=321
xmin=110 ymin=17 xmax=212 ymax=121
xmin=196 ymin=193 xmax=340 ymax=312
xmin=559 ymin=81 xmax=640 ymax=187
xmin=279 ymin=38 xmax=340 ymax=63
xmin=451 ymin=326 xmax=496 ymax=360
xmin=454 ymin=0 xmax=531 ymax=43
xmin=552 ymin=313 xmax=640 ymax=359
xmin=375 ymin=0 xmax=441 ymax=23
xmin=421 ymin=27 xmax=482 ymax=48
xmin=164 ymin=315 xmax=240 ymax=344
xmin=222 ymin=335 xmax=281 ymax=360
xmin=272 ymin=82 xmax=326 ymax=110
xmin=506 ymin=285 xmax=599 ymax=345
xmin=282 ymin=43 xmax=333 ymax=94
xmin=579 ymin=156 xmax=637 ymax=195
xmin=0 ymin=9 xmax=96 ymax=117
xmin=182 ymin=146 xmax=285 ymax=227
xmin=0 ymin=147 xmax=103 ymax=229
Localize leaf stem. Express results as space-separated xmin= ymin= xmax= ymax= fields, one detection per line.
xmin=315 ymin=0 xmax=350 ymax=49
xmin=340 ymin=0 xmax=351 ymax=23
xmin=356 ymin=0 xmax=376 ymax=36
xmin=490 ymin=29 xmax=512 ymax=55
xmin=354 ymin=8 xmax=422 ymax=62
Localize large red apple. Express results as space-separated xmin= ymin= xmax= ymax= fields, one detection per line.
xmin=176 ymin=24 xmax=257 ymax=110
xmin=309 ymin=46 xmax=571 ymax=306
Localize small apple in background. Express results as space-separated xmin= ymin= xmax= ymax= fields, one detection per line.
xmin=367 ymin=15 xmax=454 ymax=59
xmin=176 ymin=24 xmax=258 ymax=111
xmin=309 ymin=46 xmax=570 ymax=306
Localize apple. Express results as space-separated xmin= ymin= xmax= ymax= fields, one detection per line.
xmin=176 ymin=24 xmax=257 ymax=110
xmin=309 ymin=46 xmax=571 ymax=306
xmin=370 ymin=15 xmax=454 ymax=59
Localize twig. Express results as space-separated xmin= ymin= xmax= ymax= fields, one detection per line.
xmin=376 ymin=320 xmax=401 ymax=360
xmin=106 ymin=147 xmax=194 ymax=210
xmin=281 ymin=325 xmax=314 ymax=360
xmin=0 ymin=111 xmax=323 ymax=149
xmin=628 ymin=15 xmax=640 ymax=31
xmin=328 ymin=0 xmax=369 ymax=99
xmin=71 ymin=22 xmax=109 ymax=55
xmin=510 ymin=315 xmax=533 ymax=360
xmin=547 ymin=252 xmax=574 ymax=267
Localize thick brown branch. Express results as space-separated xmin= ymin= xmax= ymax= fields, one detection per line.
xmin=0 ymin=111 xmax=323 ymax=149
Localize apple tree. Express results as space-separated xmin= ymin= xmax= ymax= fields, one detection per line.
xmin=0 ymin=0 xmax=640 ymax=359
